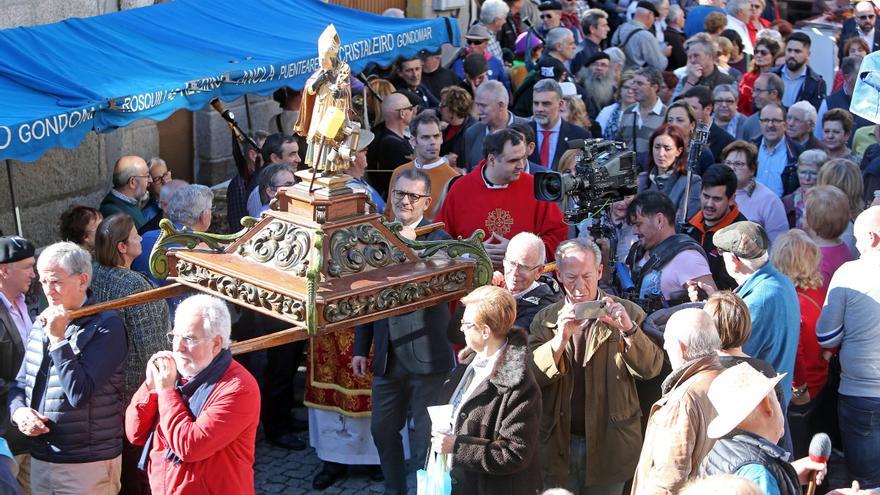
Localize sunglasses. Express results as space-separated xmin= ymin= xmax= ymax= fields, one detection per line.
xmin=540 ymin=14 xmax=554 ymax=19
xmin=467 ymin=39 xmax=487 ymax=45
xmin=857 ymin=14 xmax=876 ymax=19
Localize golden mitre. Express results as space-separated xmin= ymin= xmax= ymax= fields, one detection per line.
xmin=318 ymin=24 xmax=341 ymax=58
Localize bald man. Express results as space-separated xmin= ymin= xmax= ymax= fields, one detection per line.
xmin=100 ymin=155 xmax=151 ymax=230
xmin=632 ymin=308 xmax=723 ymax=495
xmin=367 ymin=92 xmax=415 ymax=197
xmin=817 ymin=205 xmax=880 ymax=486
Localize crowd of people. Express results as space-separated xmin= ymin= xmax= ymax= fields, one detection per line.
xmin=3 ymin=0 xmax=880 ymax=493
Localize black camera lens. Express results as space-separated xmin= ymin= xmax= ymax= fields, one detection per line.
xmin=534 ymin=171 xmax=563 ymax=202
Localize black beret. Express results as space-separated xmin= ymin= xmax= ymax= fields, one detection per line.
xmin=584 ymin=52 xmax=611 ymax=67
xmin=0 ymin=236 xmax=35 ymax=264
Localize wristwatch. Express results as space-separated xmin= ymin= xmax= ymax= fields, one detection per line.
xmin=621 ymin=322 xmax=638 ymax=338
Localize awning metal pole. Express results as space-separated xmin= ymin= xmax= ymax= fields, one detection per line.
xmin=243 ymin=94 xmax=253 ymax=131
xmin=5 ymin=159 xmax=22 ymax=236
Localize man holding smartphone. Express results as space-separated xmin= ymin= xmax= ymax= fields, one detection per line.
xmin=529 ymin=238 xmax=663 ymax=494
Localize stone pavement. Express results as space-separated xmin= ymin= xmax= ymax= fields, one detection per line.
xmin=254 ymin=434 xmax=418 ymax=495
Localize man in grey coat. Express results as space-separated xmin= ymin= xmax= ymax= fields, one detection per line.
xmin=610 ymin=1 xmax=669 ymax=70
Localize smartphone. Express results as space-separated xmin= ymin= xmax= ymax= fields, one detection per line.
xmin=574 ymin=300 xmax=607 ymax=321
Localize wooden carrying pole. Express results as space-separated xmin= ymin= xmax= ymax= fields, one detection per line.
xmin=65 ymin=222 xmax=449 ymax=355
xmin=66 ymin=283 xmax=189 ymax=319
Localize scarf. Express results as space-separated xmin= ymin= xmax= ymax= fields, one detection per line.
xmin=561 ymin=12 xmax=580 ymax=34
xmin=138 ymin=349 xmax=233 ymax=470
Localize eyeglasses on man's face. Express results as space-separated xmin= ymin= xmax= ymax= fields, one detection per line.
xmin=166 ymin=332 xmax=211 ymax=347
xmin=392 ymin=189 xmax=428 ymax=203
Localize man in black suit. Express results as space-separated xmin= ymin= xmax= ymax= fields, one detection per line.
xmin=838 ymin=0 xmax=880 ymax=61
xmin=353 ymin=168 xmax=454 ymax=495
xmin=528 ymin=79 xmax=591 ymax=170
xmin=681 ymin=85 xmax=735 ymax=171
xmin=0 ymin=236 xmax=36 ymax=493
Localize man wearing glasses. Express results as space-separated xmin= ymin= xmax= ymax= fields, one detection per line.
xmin=497 ymin=232 xmax=561 ymax=329
xmin=126 ymin=295 xmax=260 ymax=495
xmin=739 ymin=72 xmax=783 ymax=142
xmin=752 ymin=103 xmax=803 ymax=197
xmin=451 ymin=25 xmax=511 ymax=91
xmin=9 ymin=242 xmax=128 ymax=494
xmin=141 ymin=157 xmax=172 ymax=232
xmin=712 ymin=84 xmax=747 ymax=139
xmin=353 ymin=168 xmax=454 ymax=495
xmin=839 ymin=0 xmax=880 ymax=61
xmin=100 ymin=155 xmax=152 ymax=231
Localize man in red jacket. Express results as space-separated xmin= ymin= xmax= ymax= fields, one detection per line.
xmin=436 ymin=128 xmax=567 ymax=267
xmin=125 ymin=295 xmax=260 ymax=495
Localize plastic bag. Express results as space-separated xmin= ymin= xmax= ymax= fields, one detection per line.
xmin=416 ymin=449 xmax=452 ymax=495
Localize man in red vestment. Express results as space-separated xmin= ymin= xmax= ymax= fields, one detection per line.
xmin=436 ymin=128 xmax=568 ymax=267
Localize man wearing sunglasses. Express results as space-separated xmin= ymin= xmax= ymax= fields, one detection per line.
xmin=451 ymin=24 xmax=511 ymax=91
xmin=839 ymin=0 xmax=880 ymax=61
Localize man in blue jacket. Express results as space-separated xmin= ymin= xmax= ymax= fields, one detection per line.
xmin=707 ymin=221 xmax=799 ymax=452
xmin=770 ymin=32 xmax=826 ymax=112
xmin=8 ymin=242 xmax=127 ymax=494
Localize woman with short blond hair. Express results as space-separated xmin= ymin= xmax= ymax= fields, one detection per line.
xmin=429 ymin=285 xmax=542 ymax=494
xmin=703 ymin=292 xmax=773 ymax=374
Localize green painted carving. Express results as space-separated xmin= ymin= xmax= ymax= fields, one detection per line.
xmin=149 ymin=217 xmax=258 ymax=280
xmin=327 ymin=224 xmax=407 ymax=277
xmin=306 ymin=229 xmax=325 ymax=336
xmin=324 ymin=270 xmax=468 ymax=322
xmin=383 ymin=222 xmax=492 ymax=287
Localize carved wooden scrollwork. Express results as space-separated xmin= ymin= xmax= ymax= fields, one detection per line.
xmin=323 ymin=270 xmax=467 ymax=322
xmin=237 ymin=220 xmax=311 ymax=276
xmin=327 ymin=224 xmax=407 ymax=277
xmin=176 ymin=260 xmax=305 ymax=322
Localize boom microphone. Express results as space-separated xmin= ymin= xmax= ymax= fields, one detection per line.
xmin=209 ymin=99 xmax=259 ymax=149
xmin=806 ymin=432 xmax=832 ymax=495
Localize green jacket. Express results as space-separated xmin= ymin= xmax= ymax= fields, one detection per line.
xmin=100 ymin=191 xmax=147 ymax=229
xmin=529 ymin=292 xmax=663 ymax=487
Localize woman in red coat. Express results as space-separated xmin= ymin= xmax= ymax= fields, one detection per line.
xmin=770 ymin=229 xmax=829 ymax=457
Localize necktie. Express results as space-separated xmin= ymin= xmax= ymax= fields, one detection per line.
xmin=539 ymin=130 xmax=552 ymax=167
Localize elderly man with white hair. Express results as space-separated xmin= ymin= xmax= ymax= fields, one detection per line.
xmin=786 ymin=101 xmax=823 ymax=151
xmin=477 ymin=0 xmax=510 ymax=60
xmin=497 ymin=232 xmax=561 ymax=329
xmin=8 ymin=242 xmax=128 ymax=494
xmin=132 ymin=184 xmax=213 ymax=290
xmin=632 ymin=308 xmax=724 ymax=495
xmin=126 ymin=294 xmax=260 ymax=495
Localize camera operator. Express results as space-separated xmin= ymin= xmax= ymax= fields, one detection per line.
xmin=624 ymin=191 xmax=716 ymax=308
xmin=529 ymin=238 xmax=663 ymax=493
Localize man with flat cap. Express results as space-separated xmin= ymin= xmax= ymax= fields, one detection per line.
xmin=610 ymin=1 xmax=669 ymax=70
xmin=0 ymin=236 xmax=36 ymax=493
xmin=688 ymin=221 xmax=799 ymax=450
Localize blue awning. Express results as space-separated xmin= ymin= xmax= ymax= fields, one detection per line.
xmin=0 ymin=0 xmax=459 ymax=162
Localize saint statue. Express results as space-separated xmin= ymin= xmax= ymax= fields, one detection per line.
xmin=295 ymin=24 xmax=362 ymax=178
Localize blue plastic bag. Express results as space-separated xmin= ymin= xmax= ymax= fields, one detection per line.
xmin=416 ymin=450 xmax=452 ymax=495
